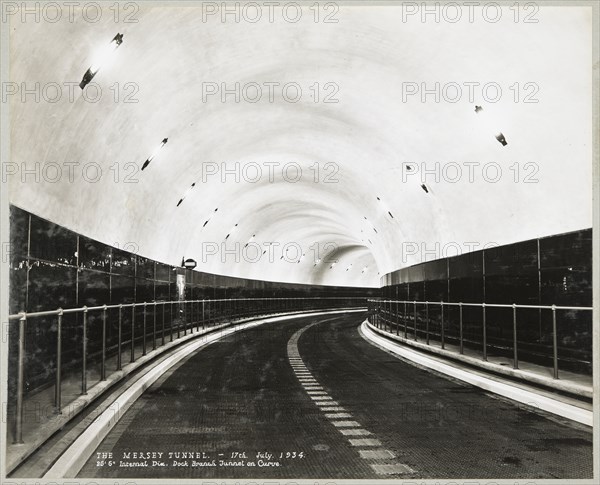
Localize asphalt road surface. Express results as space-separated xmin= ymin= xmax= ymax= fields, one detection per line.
xmin=79 ymin=311 xmax=593 ymax=479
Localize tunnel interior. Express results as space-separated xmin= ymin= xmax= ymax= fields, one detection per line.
xmin=2 ymin=2 xmax=595 ymax=481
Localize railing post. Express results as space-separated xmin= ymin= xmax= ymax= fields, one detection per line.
xmin=55 ymin=309 xmax=63 ymax=414
xmin=395 ymin=301 xmax=399 ymax=335
xmin=117 ymin=304 xmax=122 ymax=371
xmin=512 ymin=304 xmax=518 ymax=369
xmin=197 ymin=300 xmax=200 ymax=331
xmin=142 ymin=303 xmax=147 ymax=356
xmin=482 ymin=303 xmax=487 ymax=361
xmin=169 ymin=301 xmax=173 ymax=341
xmin=202 ymin=300 xmax=205 ymax=329
xmin=404 ymin=301 xmax=408 ymax=338
xmin=425 ymin=302 xmax=429 ymax=345
xmin=153 ymin=302 xmax=157 ymax=350
xmin=552 ymin=305 xmax=559 ymax=379
xmin=459 ymin=303 xmax=464 ymax=354
xmin=82 ymin=306 xmax=88 ymax=395
xmin=177 ymin=301 xmax=181 ymax=339
xmin=191 ymin=300 xmax=194 ymax=332
xmin=440 ymin=302 xmax=445 ymax=349
xmin=130 ymin=305 xmax=135 ymax=363
xmin=413 ymin=301 xmax=417 ymax=341
xmin=14 ymin=313 xmax=26 ymax=443
xmin=162 ymin=303 xmax=165 ymax=346
xmin=101 ymin=305 xmax=107 ymax=380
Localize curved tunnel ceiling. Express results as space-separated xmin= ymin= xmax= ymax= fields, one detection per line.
xmin=8 ymin=4 xmax=593 ymax=287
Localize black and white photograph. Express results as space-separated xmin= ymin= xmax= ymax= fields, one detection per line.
xmin=0 ymin=1 xmax=598 ymax=483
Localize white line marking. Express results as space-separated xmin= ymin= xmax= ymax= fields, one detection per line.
xmin=324 ymin=413 xmax=352 ymax=419
xmin=331 ymin=420 xmax=361 ymax=427
xmin=315 ymin=401 xmax=339 ymax=407
xmin=339 ymin=428 xmax=371 ymax=436
xmin=349 ymin=438 xmax=382 ymax=447
xmin=287 ymin=317 xmax=417 ymax=475
xmin=359 ymin=449 xmax=395 ymax=460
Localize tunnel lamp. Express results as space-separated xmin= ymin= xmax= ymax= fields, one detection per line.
xmin=79 ymin=33 xmax=123 ymax=89
xmin=475 ymin=105 xmax=508 ymax=146
xmin=141 ymin=138 xmax=169 ymax=171
xmin=176 ymin=182 xmax=196 ymax=207
xmin=225 ymin=223 xmax=239 ymax=240
xmin=313 ymin=258 xmax=321 ymax=267
xmin=421 ymin=184 xmax=429 ymax=193
xmin=345 ymin=264 xmax=353 ymax=272
xmin=329 ymin=262 xmax=337 ymax=269
xmin=244 ymin=234 xmax=256 ymax=248
xmin=377 ymin=196 xmax=395 ymax=219
xmin=362 ymin=266 xmax=368 ymax=274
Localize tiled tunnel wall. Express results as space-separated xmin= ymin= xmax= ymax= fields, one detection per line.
xmin=379 ymin=228 xmax=593 ymax=372
xmin=7 ymin=205 xmax=377 ymax=397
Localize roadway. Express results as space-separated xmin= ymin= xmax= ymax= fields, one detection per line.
xmin=79 ymin=311 xmax=593 ymax=479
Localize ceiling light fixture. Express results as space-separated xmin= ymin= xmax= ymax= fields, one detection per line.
xmin=142 ymin=138 xmax=168 ymax=171
xmin=79 ymin=33 xmax=123 ymax=89
xmin=475 ymin=105 xmax=508 ymax=146
xmin=176 ymin=182 xmax=196 ymax=207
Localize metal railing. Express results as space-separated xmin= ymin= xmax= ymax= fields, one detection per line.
xmin=368 ymin=299 xmax=592 ymax=381
xmin=7 ymin=296 xmax=366 ymax=444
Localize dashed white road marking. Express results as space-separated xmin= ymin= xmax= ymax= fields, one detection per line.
xmin=359 ymin=449 xmax=395 ymax=460
xmin=287 ymin=321 xmax=415 ymax=477
xmin=331 ymin=420 xmax=361 ymax=428
xmin=324 ymin=413 xmax=352 ymax=419
xmin=340 ymin=428 xmax=371 ymax=436
xmin=349 ymin=438 xmax=382 ymax=447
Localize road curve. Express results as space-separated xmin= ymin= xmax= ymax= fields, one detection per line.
xmin=79 ymin=312 xmax=593 ymax=479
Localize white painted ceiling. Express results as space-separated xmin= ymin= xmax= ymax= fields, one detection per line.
xmin=8 ymin=3 xmax=593 ymax=287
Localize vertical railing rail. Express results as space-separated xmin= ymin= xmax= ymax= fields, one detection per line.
xmin=130 ymin=305 xmax=135 ymax=363
xmin=413 ymin=301 xmax=417 ymax=341
xmin=552 ymin=305 xmax=559 ymax=379
xmin=117 ymin=304 xmax=123 ymax=371
xmin=440 ymin=302 xmax=445 ymax=349
xmin=459 ymin=302 xmax=464 ymax=355
xmin=55 ymin=309 xmax=63 ymax=414
xmin=512 ymin=304 xmax=518 ymax=369
xmin=482 ymin=303 xmax=487 ymax=361
xmin=142 ymin=303 xmax=147 ymax=356
xmin=425 ymin=301 xmax=429 ymax=345
xmin=101 ymin=305 xmax=107 ymax=380
xmin=152 ymin=302 xmax=157 ymax=350
xmin=403 ymin=301 xmax=408 ymax=338
xmin=162 ymin=302 xmax=166 ymax=346
xmin=14 ymin=312 xmax=26 ymax=444
xmin=81 ymin=306 xmax=88 ymax=395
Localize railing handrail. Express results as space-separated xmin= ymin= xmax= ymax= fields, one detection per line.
xmin=8 ymin=296 xmax=369 ymax=321
xmin=367 ymin=299 xmax=592 ymax=312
